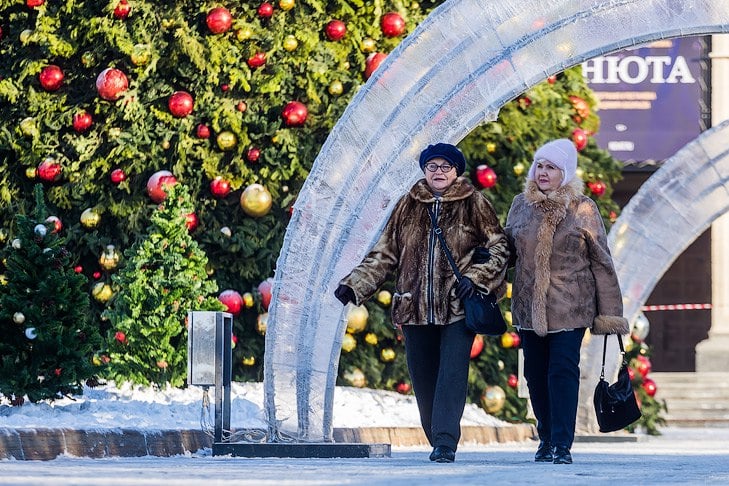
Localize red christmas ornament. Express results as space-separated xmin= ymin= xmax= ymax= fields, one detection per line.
xmin=635 ymin=355 xmax=652 ymax=377
xmin=26 ymin=0 xmax=44 ymax=7
xmin=93 ymin=271 xmax=102 ymax=280
xmin=39 ymin=65 xmax=64 ymax=92
xmin=110 ymin=168 xmax=127 ymax=184
xmin=210 ymin=176 xmax=231 ymax=198
xmin=168 ymin=91 xmax=194 ymax=118
xmin=146 ymin=170 xmax=177 ymax=203
xmin=380 ymin=12 xmax=405 ymax=37
xmin=642 ymin=378 xmax=657 ymax=397
xmin=325 ymin=20 xmax=346 ymax=41
xmin=587 ymin=180 xmax=606 ymax=197
xmin=475 ymin=164 xmax=497 ymax=189
xmin=46 ymin=215 xmax=62 ymax=233
xmin=257 ymin=2 xmax=274 ymax=18
xmin=364 ymin=52 xmax=387 ymax=79
xmin=547 ymin=75 xmax=557 ymax=84
xmin=218 ymin=289 xmax=243 ymax=316
xmin=38 ymin=157 xmax=62 ymax=182
xmin=628 ymin=367 xmax=636 ymax=381
xmin=54 ymin=368 xmax=62 ymax=377
xmin=258 ymin=278 xmax=274 ymax=310
xmin=282 ymin=101 xmax=308 ymax=127
xmin=185 ymin=212 xmax=198 ymax=232
xmin=510 ymin=331 xmax=521 ymax=348
xmin=571 ymin=127 xmax=588 ymax=151
xmin=206 ymin=7 xmax=232 ymax=34
xmin=74 ymin=265 xmax=83 ymax=273
xmin=221 ymin=83 xmax=229 ymax=92
xmin=395 ymin=382 xmax=411 ymax=394
xmin=507 ymin=374 xmax=519 ymax=388
xmin=113 ymin=0 xmax=131 ymax=19
xmin=236 ymin=101 xmax=247 ymax=112
xmin=247 ymin=52 xmax=267 ymax=69
xmin=72 ymin=111 xmax=93 ymax=133
xmin=246 ymin=147 xmax=261 ymax=163
xmin=470 ymin=334 xmax=484 ymax=359
xmin=196 ymin=124 xmax=211 ymax=139
xmin=114 ymin=331 xmax=127 ymax=344
xmin=96 ymin=67 xmax=129 ymax=101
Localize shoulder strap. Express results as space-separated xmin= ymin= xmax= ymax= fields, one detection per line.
xmin=600 ymin=334 xmax=627 ymax=379
xmin=427 ymin=205 xmax=462 ymax=282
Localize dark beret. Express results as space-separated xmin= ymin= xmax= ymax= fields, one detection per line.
xmin=418 ymin=143 xmax=466 ymax=176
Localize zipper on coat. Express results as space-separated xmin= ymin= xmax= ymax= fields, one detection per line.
xmin=427 ymin=198 xmax=440 ymax=325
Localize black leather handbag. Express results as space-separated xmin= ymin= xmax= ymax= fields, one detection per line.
xmin=593 ymin=334 xmax=642 ymax=432
xmin=426 ymin=207 xmax=507 ymax=337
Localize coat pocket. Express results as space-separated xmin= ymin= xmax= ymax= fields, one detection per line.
xmin=391 ymin=292 xmax=413 ymax=326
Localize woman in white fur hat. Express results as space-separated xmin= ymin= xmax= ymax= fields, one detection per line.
xmin=504 ymin=139 xmax=629 ymax=465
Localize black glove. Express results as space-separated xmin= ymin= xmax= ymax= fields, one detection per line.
xmin=455 ymin=277 xmax=476 ymax=300
xmin=334 ymin=284 xmax=356 ymax=306
xmin=472 ymin=247 xmax=491 ymax=264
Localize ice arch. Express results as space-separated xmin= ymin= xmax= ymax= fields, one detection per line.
xmin=264 ymin=0 xmax=729 ymax=441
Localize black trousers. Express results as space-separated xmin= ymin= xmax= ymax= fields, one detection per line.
xmin=520 ymin=327 xmax=586 ymax=449
xmin=402 ymin=320 xmax=474 ymax=451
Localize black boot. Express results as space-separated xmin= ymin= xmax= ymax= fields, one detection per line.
xmin=553 ymin=445 xmax=572 ymax=464
xmin=429 ymin=445 xmax=455 ymax=463
xmin=534 ymin=441 xmax=553 ymax=462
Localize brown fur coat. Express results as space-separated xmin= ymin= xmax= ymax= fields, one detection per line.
xmin=505 ymin=178 xmax=629 ymax=336
xmin=339 ymin=177 xmax=509 ymax=326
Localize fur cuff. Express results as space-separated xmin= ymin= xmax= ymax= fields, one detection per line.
xmin=591 ymin=315 xmax=630 ymax=335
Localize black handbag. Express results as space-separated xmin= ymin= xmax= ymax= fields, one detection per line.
xmin=426 ymin=207 xmax=507 ymax=337
xmin=593 ymin=334 xmax=642 ymax=432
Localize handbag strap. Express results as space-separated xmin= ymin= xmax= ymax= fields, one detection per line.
xmin=600 ymin=333 xmax=627 ymax=380
xmin=427 ymin=205 xmax=464 ymax=283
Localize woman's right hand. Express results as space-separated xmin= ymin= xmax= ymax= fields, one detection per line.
xmin=334 ymin=284 xmax=356 ymax=305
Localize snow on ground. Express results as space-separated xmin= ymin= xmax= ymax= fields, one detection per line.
xmin=0 ymin=381 xmax=508 ymax=430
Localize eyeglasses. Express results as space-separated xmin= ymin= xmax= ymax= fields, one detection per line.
xmin=425 ymin=162 xmax=454 ymax=173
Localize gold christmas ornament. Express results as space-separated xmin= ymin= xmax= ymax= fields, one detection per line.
xmin=361 ymin=37 xmax=376 ymax=52
xmin=20 ymin=117 xmax=38 ymax=138
xmin=575 ymin=167 xmax=584 ymax=179
xmin=513 ymin=162 xmax=525 ymax=176
xmin=240 ymin=184 xmax=273 ymax=217
xmin=130 ymin=44 xmax=151 ymax=66
xmin=504 ymin=310 xmax=513 ymax=326
xmin=80 ymin=208 xmax=101 ymax=229
xmin=25 ymin=167 xmax=37 ymax=179
xmin=376 ymin=290 xmax=392 ymax=306
xmin=216 ymin=131 xmax=238 ymax=151
xmin=91 ymin=282 xmax=113 ymax=303
xmin=243 ymin=292 xmax=255 ymax=308
xmin=279 ymin=0 xmax=295 ymax=10
xmin=99 ymin=244 xmax=121 ymax=271
xmin=328 ymin=80 xmax=344 ymax=96
xmin=380 ymin=348 xmax=396 ymax=362
xmin=256 ymin=312 xmax=268 ymax=335
xmin=500 ymin=332 xmax=514 ymax=348
xmin=364 ymin=332 xmax=378 ymax=345
xmin=481 ymin=385 xmax=506 ymax=414
xmin=242 ymin=356 xmax=256 ymax=366
xmin=341 ymin=333 xmax=357 ymax=353
xmin=506 ymin=282 xmax=512 ymax=299
xmin=343 ymin=367 xmax=366 ymax=388
xmin=283 ymin=35 xmax=298 ymax=51
xmin=346 ymin=305 xmax=368 ymax=334
xmin=486 ymin=142 xmax=497 ymax=153
xmin=236 ymin=27 xmax=254 ymax=41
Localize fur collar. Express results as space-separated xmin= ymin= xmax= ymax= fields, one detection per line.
xmin=409 ymin=177 xmax=475 ymax=203
xmin=524 ymin=177 xmax=584 ymax=210
xmin=524 ymin=177 xmax=584 ymax=336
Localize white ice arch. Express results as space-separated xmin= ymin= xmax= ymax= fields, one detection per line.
xmin=264 ymin=0 xmax=729 ymax=441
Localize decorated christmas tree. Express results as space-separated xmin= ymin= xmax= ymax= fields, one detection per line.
xmin=0 ymin=184 xmax=103 ymax=405
xmin=103 ymin=183 xmax=224 ymax=387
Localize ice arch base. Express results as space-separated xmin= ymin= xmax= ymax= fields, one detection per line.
xmin=264 ymin=0 xmax=729 ymax=441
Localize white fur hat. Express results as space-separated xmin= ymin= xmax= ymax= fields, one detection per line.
xmin=527 ymin=138 xmax=578 ymax=187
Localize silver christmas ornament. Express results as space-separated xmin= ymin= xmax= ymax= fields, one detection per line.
xmin=11 ymin=238 xmax=21 ymax=249
xmin=34 ymin=224 xmax=47 ymax=238
xmin=25 ymin=327 xmax=37 ymax=340
xmin=12 ymin=312 xmax=25 ymax=324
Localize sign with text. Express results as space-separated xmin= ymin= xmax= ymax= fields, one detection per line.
xmin=582 ymin=37 xmax=708 ymax=163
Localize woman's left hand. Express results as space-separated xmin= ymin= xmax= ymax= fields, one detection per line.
xmin=455 ymin=277 xmax=475 ymax=299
